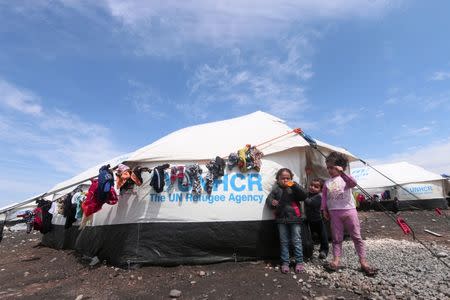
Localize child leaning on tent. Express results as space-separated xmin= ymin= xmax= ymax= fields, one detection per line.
xmin=304 ymin=178 xmax=329 ymax=259
xmin=266 ymin=168 xmax=307 ymax=274
xmin=321 ymin=152 xmax=377 ymax=276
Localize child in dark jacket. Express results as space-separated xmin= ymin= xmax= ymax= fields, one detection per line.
xmin=266 ymin=168 xmax=307 ymax=274
xmin=304 ymin=178 xmax=329 ymax=259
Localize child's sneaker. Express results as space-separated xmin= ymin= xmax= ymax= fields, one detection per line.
xmin=318 ymin=251 xmax=327 ymax=259
xmin=281 ymin=263 xmax=290 ymax=274
xmin=295 ymin=263 xmax=304 ymax=273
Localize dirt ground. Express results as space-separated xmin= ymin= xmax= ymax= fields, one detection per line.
xmin=1 ymin=210 xmax=449 ymax=300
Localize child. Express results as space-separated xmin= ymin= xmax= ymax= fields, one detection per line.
xmin=304 ymin=178 xmax=329 ymax=259
xmin=321 ymin=152 xmax=377 ymax=276
xmin=266 ymin=168 xmax=307 ymax=273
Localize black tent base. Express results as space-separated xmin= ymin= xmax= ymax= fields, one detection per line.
xmin=357 ymin=198 xmax=448 ymax=212
xmin=42 ymin=220 xmax=283 ymax=267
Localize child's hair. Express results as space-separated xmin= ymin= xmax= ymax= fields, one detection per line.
xmin=275 ymin=168 xmax=293 ymax=180
xmin=325 ymin=151 xmax=349 ymax=170
xmin=310 ymin=177 xmax=324 ymax=189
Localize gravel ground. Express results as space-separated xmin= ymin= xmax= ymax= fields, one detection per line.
xmin=302 ymin=239 xmax=450 ymax=300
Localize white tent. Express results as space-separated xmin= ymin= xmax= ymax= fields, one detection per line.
xmin=40 ymin=111 xmax=355 ymax=265
xmin=351 ymin=162 xmax=447 ymax=207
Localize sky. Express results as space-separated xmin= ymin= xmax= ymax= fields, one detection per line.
xmin=1 ymin=0 xmax=450 ymax=207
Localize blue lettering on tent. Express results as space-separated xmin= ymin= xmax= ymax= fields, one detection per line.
xmin=152 ymin=172 xmax=263 ymax=193
xmin=213 ymin=174 xmax=229 ymax=192
xmin=247 ymin=173 xmax=262 ymax=191
xmin=409 ymin=185 xmax=433 ymax=194
xmin=230 ymin=174 xmax=246 ymax=192
xmin=150 ymin=194 xmax=166 ymax=202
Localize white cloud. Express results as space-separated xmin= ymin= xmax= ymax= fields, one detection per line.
xmin=365 ymin=138 xmax=450 ymax=175
xmin=5 ymin=0 xmax=399 ymax=57
xmin=0 ymin=78 xmax=123 ymax=174
xmin=185 ymin=33 xmax=315 ymax=120
xmin=0 ymin=79 xmax=43 ymax=115
xmin=126 ymin=79 xmax=167 ymax=119
xmin=375 ymin=110 xmax=385 ymax=118
xmin=384 ymin=90 xmax=450 ymax=112
xmin=429 ymin=71 xmax=450 ymax=81
xmin=100 ymin=0 xmax=398 ymax=56
xmin=328 ymin=109 xmax=360 ymax=127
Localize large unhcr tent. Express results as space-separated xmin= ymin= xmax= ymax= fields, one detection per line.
xmin=351 ymin=162 xmax=448 ymax=209
xmin=6 ymin=111 xmax=356 ymax=266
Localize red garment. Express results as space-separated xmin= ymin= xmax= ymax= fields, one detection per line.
xmin=82 ymin=179 xmax=118 ymax=217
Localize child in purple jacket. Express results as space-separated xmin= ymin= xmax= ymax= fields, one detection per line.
xmin=321 ymin=152 xmax=377 ymax=276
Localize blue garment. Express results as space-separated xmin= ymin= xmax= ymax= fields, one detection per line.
xmin=277 ymin=223 xmax=303 ymax=264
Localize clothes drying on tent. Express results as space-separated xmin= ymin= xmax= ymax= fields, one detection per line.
xmin=98 ymin=165 xmax=115 ymax=203
xmin=56 ymin=198 xmax=65 ymax=215
xmin=82 ymin=179 xmax=118 ymax=218
xmin=227 ymin=153 xmax=239 ymax=170
xmin=17 ymin=210 xmax=34 ymax=233
xmin=72 ymin=191 xmax=86 ymax=220
xmin=248 ymin=146 xmax=264 ymax=172
xmin=185 ymin=164 xmax=203 ymax=195
xmin=237 ymin=145 xmax=250 ymax=172
xmin=149 ymin=164 xmax=170 ymax=193
xmin=115 ymin=164 xmax=148 ymax=193
xmin=63 ymin=192 xmax=77 ymax=229
xmin=131 ymin=166 xmax=148 ymax=186
xmin=236 ymin=145 xmax=263 ymax=172
xmin=34 ymin=199 xmax=53 ymax=234
xmin=205 ymin=156 xmax=226 ymax=194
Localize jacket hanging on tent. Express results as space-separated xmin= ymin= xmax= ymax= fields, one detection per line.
xmin=82 ymin=179 xmax=118 ymax=218
xmin=97 ymin=165 xmax=114 ymax=203
xmin=34 ymin=199 xmax=53 ymax=234
xmin=205 ymin=157 xmax=226 ymax=194
xmin=185 ymin=164 xmax=203 ymax=195
xmin=150 ymin=164 xmax=170 ymax=193
xmin=63 ymin=193 xmax=77 ymax=229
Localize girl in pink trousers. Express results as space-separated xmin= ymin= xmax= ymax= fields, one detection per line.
xmin=321 ymin=152 xmax=377 ymax=276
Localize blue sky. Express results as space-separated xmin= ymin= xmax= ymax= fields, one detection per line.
xmin=1 ymin=1 xmax=450 ymax=207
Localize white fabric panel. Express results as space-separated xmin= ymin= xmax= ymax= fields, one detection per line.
xmin=351 ymin=162 xmax=444 ymax=188
xmin=397 ymin=181 xmax=444 ymax=200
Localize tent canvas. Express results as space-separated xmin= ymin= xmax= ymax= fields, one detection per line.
xmin=41 ymin=111 xmax=356 ymax=266
xmin=351 ymin=162 xmax=447 ymax=209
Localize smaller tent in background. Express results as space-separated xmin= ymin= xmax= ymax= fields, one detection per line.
xmin=351 ymin=162 xmax=448 ymax=210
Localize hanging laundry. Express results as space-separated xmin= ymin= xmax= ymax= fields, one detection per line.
xmin=98 ymin=165 xmax=115 ymax=203
xmin=205 ymin=157 xmax=226 ymax=194
xmin=17 ymin=210 xmax=34 ymax=233
xmin=56 ymin=198 xmax=65 ymax=215
xmin=131 ymin=166 xmax=149 ymax=186
xmin=248 ymin=146 xmax=264 ymax=172
xmin=185 ymin=164 xmax=203 ymax=195
xmin=236 ymin=145 xmax=264 ymax=172
xmin=82 ymin=179 xmax=118 ymax=218
xmin=34 ymin=199 xmax=53 ymax=234
xmin=237 ymin=145 xmax=251 ymax=172
xmin=168 ymin=166 xmax=188 ymax=191
xmin=48 ymin=201 xmax=57 ymax=215
xmin=115 ymin=164 xmax=131 ymax=187
xmin=74 ymin=192 xmax=86 ymax=220
xmin=149 ymin=164 xmax=170 ymax=193
xmin=227 ymin=153 xmax=239 ymax=170
xmin=63 ymin=193 xmax=77 ymax=229
xmin=382 ymin=190 xmax=391 ymax=200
